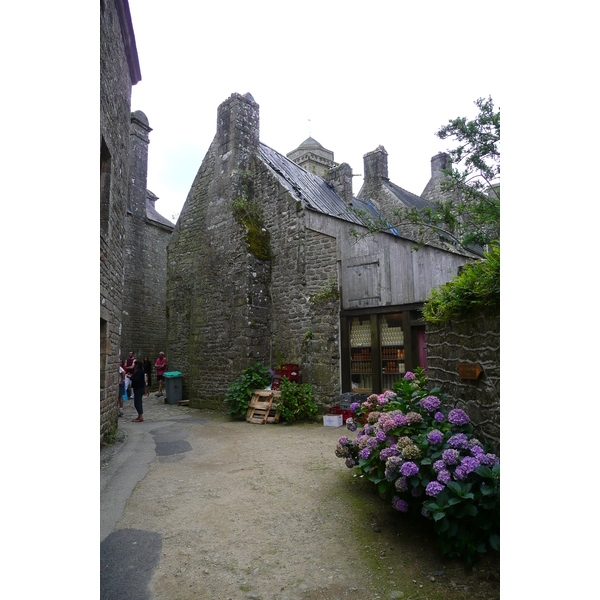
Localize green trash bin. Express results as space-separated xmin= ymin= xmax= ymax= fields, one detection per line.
xmin=163 ymin=371 xmax=183 ymax=405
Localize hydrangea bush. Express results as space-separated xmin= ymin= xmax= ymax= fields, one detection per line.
xmin=336 ymin=367 xmax=499 ymax=564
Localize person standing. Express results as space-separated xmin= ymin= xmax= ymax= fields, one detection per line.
xmin=143 ymin=356 xmax=152 ymax=397
xmin=125 ymin=351 xmax=136 ymax=397
xmin=131 ymin=359 xmax=146 ymax=422
xmin=155 ymin=352 xmax=167 ymax=396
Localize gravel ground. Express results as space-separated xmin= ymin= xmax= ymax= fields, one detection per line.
xmin=101 ymin=396 xmax=499 ymax=600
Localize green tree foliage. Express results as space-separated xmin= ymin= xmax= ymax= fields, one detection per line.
xmin=434 ymin=95 xmax=500 ymax=249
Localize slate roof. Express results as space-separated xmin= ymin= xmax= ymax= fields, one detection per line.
xmin=259 ymin=142 xmax=400 ymax=236
xmin=384 ymin=180 xmax=433 ymax=210
xmin=260 ymin=143 xmax=364 ymax=225
xmin=145 ymin=192 xmax=174 ymax=228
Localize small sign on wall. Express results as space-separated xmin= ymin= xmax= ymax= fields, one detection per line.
xmin=458 ymin=363 xmax=482 ymax=380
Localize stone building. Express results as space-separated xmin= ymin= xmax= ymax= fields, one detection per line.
xmin=166 ymin=92 xmax=478 ymax=411
xmin=122 ymin=111 xmax=174 ymax=363
xmin=100 ymin=0 xmax=141 ymax=442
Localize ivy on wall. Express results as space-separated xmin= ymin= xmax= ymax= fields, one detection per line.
xmin=423 ymin=245 xmax=499 ymax=324
xmin=232 ymin=189 xmax=272 ymax=261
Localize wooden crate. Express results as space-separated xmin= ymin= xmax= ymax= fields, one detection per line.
xmin=246 ymin=390 xmax=281 ymax=424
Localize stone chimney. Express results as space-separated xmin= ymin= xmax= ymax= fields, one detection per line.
xmin=357 ymin=145 xmax=388 ymax=206
xmin=363 ymin=145 xmax=388 ymax=181
xmin=216 ymin=92 xmax=259 ymax=174
xmin=421 ymin=152 xmax=453 ymax=203
xmin=326 ymin=162 xmax=353 ymax=204
xmin=128 ymin=110 xmax=152 ymax=215
xmin=430 ymin=152 xmax=451 ymax=178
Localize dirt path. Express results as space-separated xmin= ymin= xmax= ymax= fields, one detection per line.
xmin=106 ymin=398 xmax=499 ymax=599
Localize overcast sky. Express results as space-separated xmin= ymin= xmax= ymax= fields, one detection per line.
xmin=128 ymin=0 xmax=502 ymax=223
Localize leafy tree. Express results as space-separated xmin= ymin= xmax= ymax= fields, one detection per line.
xmin=434 ymin=95 xmax=500 ymax=249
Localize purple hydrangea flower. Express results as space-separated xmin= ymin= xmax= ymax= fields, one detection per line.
xmin=471 ymin=445 xmax=485 ymax=457
xmin=442 ymin=449 xmax=460 ymax=465
xmin=481 ymin=453 xmax=499 ymax=467
xmin=393 ymin=413 xmax=407 ymax=427
xmin=448 ymin=408 xmax=470 ymax=426
xmin=346 ymin=418 xmax=357 ymax=432
xmin=379 ymin=448 xmax=393 ymax=462
xmin=367 ymin=437 xmax=379 ymax=448
xmin=421 ymin=507 xmax=431 ymax=518
xmin=437 ymin=469 xmax=451 ymax=484
xmin=345 ymin=457 xmax=355 ymax=468
xmin=433 ymin=460 xmax=446 ymax=473
xmin=403 ymin=372 xmax=416 ymax=380
xmin=376 ymin=430 xmax=386 ymax=442
xmin=338 ymin=436 xmax=349 ymax=446
xmin=419 ymin=395 xmax=441 ymax=412
xmin=400 ymin=461 xmax=419 ymax=477
xmin=394 ymin=476 xmax=408 ymax=492
xmin=359 ymin=447 xmax=372 ymax=460
xmin=460 ymin=455 xmax=481 ymax=476
xmin=363 ymin=424 xmax=373 ymax=436
xmin=383 ymin=391 xmax=397 ymax=400
xmin=385 ymin=444 xmax=399 ymax=457
xmin=447 ymin=433 xmax=470 ymax=450
xmin=426 ymin=481 xmax=445 ymax=497
xmin=367 ymin=412 xmax=381 ymax=424
xmin=377 ymin=395 xmax=389 ymax=405
xmin=453 ymin=466 xmax=467 ymax=480
xmin=381 ymin=419 xmax=395 ymax=433
xmin=405 ymin=412 xmax=423 ymax=425
xmin=427 ymin=429 xmax=443 ymax=444
xmin=349 ymin=402 xmax=361 ymax=413
xmin=392 ymin=497 xmax=409 ymax=512
xmin=434 ymin=412 xmax=445 ymax=422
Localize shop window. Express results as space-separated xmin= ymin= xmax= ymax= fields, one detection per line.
xmin=380 ymin=313 xmax=405 ymax=391
xmin=349 ymin=316 xmax=372 ymax=392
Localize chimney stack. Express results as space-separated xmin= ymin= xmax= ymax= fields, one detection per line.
xmin=326 ymin=162 xmax=353 ymax=204
xmin=363 ymin=145 xmax=388 ymax=182
xmin=430 ymin=152 xmax=451 ymax=178
xmin=217 ymin=92 xmax=259 ymax=173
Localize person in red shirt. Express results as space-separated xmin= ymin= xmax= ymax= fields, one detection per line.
xmin=155 ymin=352 xmax=167 ymax=396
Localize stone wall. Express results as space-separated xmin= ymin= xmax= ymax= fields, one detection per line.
xmin=167 ymin=93 xmax=345 ymax=411
xmin=302 ymin=229 xmax=340 ymax=408
xmin=122 ymin=112 xmax=173 ymax=366
xmin=100 ymin=0 xmax=138 ymax=442
xmin=425 ymin=313 xmax=500 ymax=453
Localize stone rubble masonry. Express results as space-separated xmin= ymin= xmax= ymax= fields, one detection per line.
xmin=425 ymin=313 xmax=500 ymax=453
xmin=167 ymin=93 xmax=343 ymax=410
xmin=122 ymin=111 xmax=173 ymax=365
xmin=421 ymin=152 xmax=455 ymax=205
xmin=100 ymin=0 xmax=140 ymax=443
xmin=325 ymin=163 xmax=353 ymax=205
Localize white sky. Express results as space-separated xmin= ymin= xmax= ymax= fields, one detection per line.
xmin=128 ymin=0 xmax=502 ymax=223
